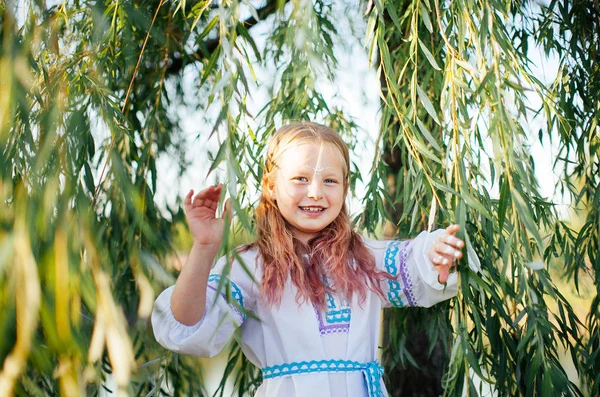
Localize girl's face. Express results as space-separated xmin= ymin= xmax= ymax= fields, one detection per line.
xmin=268 ymin=142 xmax=346 ymax=244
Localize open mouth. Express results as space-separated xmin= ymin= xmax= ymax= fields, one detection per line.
xmin=299 ymin=206 xmax=326 ymax=213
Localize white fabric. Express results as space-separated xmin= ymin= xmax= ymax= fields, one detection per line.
xmin=152 ymin=230 xmax=481 ymax=397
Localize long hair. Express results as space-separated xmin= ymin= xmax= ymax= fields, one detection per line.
xmin=254 ymin=122 xmax=393 ymax=309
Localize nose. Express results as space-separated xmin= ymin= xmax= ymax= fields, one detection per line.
xmin=307 ymin=180 xmax=323 ymax=200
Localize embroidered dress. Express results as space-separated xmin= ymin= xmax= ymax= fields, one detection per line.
xmin=152 ymin=230 xmax=480 ymax=397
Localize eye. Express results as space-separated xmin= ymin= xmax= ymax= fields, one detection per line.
xmin=324 ymin=178 xmax=338 ymax=184
xmin=294 ymin=176 xmax=308 ymax=182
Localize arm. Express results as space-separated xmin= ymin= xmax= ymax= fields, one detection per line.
xmin=171 ymin=243 xmax=219 ymax=325
xmin=170 ymin=185 xmax=231 ymax=325
xmin=152 ymin=185 xmax=248 ymax=358
xmin=380 ymin=225 xmax=480 ymax=308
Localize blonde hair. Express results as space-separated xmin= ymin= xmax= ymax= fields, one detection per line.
xmin=263 ymin=122 xmax=350 ymax=195
xmin=253 ymin=121 xmax=391 ymax=308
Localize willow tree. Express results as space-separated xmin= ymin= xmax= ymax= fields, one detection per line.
xmin=0 ymin=0 xmax=598 ymax=396
xmin=372 ymin=1 xmax=599 ymax=395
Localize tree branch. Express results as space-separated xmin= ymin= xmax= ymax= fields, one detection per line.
xmin=166 ymin=0 xmax=283 ymax=75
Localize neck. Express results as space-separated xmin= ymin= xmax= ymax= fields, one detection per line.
xmin=293 ymin=231 xmax=314 ymax=246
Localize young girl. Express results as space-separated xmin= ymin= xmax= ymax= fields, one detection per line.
xmin=152 ymin=122 xmax=480 ymax=397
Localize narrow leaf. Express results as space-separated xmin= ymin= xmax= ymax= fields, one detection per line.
xmin=416 ymin=84 xmax=440 ymax=124
xmin=418 ymin=39 xmax=440 ymax=70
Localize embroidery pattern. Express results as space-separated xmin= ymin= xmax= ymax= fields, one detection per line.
xmin=313 ymin=306 xmax=350 ymax=335
xmin=384 ymin=240 xmax=416 ymax=307
xmin=314 ymin=278 xmax=351 ymax=335
xmin=207 ymin=274 xmax=245 ymax=320
xmin=398 ymin=241 xmax=417 ymax=306
xmin=262 ymin=359 xmax=384 ymax=397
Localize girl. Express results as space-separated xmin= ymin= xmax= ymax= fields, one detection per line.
xmin=152 ymin=122 xmax=480 ymax=397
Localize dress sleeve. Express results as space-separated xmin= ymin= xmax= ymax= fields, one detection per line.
xmin=151 ymin=253 xmax=257 ymax=358
xmin=380 ymin=229 xmax=481 ymax=308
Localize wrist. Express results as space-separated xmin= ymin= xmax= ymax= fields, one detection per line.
xmin=179 ymin=242 xmax=220 ymax=273
xmin=192 ymin=240 xmax=220 ymax=248
xmin=191 ymin=241 xmax=221 ymax=254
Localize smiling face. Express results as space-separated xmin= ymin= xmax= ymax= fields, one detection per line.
xmin=267 ymin=142 xmax=347 ymax=244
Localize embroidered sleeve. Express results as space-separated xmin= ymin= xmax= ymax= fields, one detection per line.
xmin=382 ymin=230 xmax=481 ymax=308
xmin=382 ymin=239 xmax=417 ymax=308
xmin=152 ymin=254 xmax=256 ymax=358
xmin=206 ymin=273 xmax=248 ymax=321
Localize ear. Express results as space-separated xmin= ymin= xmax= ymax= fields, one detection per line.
xmin=263 ymin=178 xmax=276 ymax=200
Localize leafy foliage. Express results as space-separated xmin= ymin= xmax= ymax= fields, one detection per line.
xmin=366 ymin=0 xmax=594 ymax=396
xmin=0 ymin=0 xmax=597 ymax=396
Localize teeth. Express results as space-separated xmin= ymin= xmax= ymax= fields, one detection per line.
xmin=301 ymin=207 xmax=324 ymax=212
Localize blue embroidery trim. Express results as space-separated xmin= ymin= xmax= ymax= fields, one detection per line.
xmin=325 ymin=307 xmax=351 ymax=323
xmin=324 ymin=289 xmax=351 ymax=324
xmin=313 ymin=306 xmax=350 ymax=335
xmin=325 ymin=291 xmax=336 ymax=309
xmin=314 ymin=277 xmax=351 ymax=334
xmin=207 ymin=274 xmax=246 ymax=320
xmin=262 ymin=359 xmax=384 ymax=397
xmin=384 ymin=240 xmax=415 ymax=307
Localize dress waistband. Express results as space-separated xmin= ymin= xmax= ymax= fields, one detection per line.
xmin=261 ymin=359 xmax=384 ymax=397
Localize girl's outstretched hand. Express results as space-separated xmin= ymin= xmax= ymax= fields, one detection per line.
xmin=184 ymin=184 xmax=231 ymax=248
xmin=428 ymin=224 xmax=465 ymax=284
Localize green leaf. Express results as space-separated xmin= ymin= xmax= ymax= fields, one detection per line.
xmin=83 ymin=162 xmax=95 ymax=194
xmin=207 ymin=141 xmax=228 ymax=176
xmin=498 ymin=175 xmax=510 ymax=230
xmin=461 ymin=190 xmax=492 ymax=220
xmin=200 ymin=46 xmax=222 ymax=87
xmin=415 ymin=117 xmax=442 ymax=152
xmin=416 ymin=84 xmax=440 ymax=124
xmin=511 ymin=189 xmax=544 ymax=255
xmin=409 ymin=135 xmax=442 ymax=163
xmin=418 ymin=38 xmax=440 ymax=70
xmin=386 ymin=3 xmax=403 ymax=32
xmin=420 ymin=3 xmax=433 ymax=33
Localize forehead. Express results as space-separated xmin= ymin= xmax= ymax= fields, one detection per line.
xmin=276 ymin=142 xmax=345 ymax=175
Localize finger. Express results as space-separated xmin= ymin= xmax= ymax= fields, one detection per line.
xmin=443 ymin=233 xmax=465 ymax=249
xmin=207 ymin=197 xmax=219 ymax=211
xmin=431 ymin=253 xmax=456 ymax=267
xmin=191 ymin=198 xmax=220 ymax=214
xmin=437 ymin=265 xmax=450 ymax=284
xmin=222 ymin=198 xmax=233 ymax=224
xmin=434 ymin=241 xmax=463 ymax=260
xmin=192 ymin=186 xmax=213 ymax=201
xmin=185 ymin=189 xmax=194 ymax=202
xmin=204 ymin=185 xmax=224 ymax=204
xmin=446 ymin=224 xmax=460 ymax=235
xmin=193 ymin=185 xmax=220 ymax=203
xmin=184 ymin=189 xmax=194 ymax=212
xmin=193 ymin=198 xmax=206 ymax=208
xmin=210 ymin=185 xmax=226 ymax=209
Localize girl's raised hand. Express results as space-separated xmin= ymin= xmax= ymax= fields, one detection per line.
xmin=184 ymin=184 xmax=231 ymax=248
xmin=428 ymin=224 xmax=465 ymax=284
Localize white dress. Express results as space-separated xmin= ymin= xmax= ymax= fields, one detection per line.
xmin=152 ymin=230 xmax=480 ymax=397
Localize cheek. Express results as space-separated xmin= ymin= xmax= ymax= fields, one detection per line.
xmin=329 ymin=187 xmax=345 ymax=203
xmin=280 ymin=184 xmax=305 ymax=201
